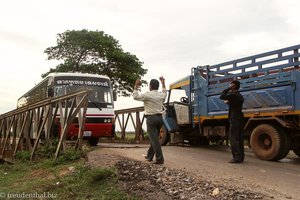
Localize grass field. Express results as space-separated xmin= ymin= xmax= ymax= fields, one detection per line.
xmin=0 ymin=149 xmax=137 ymax=200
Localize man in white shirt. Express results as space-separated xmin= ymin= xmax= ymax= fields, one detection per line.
xmin=133 ymin=77 xmax=167 ymax=164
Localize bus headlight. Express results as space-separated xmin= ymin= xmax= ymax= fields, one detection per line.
xmin=104 ymin=118 xmax=112 ymax=123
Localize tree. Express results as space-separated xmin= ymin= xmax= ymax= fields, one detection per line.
xmin=43 ymin=29 xmax=147 ymax=96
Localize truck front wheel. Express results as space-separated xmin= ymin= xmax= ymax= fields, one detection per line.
xmin=250 ymin=124 xmax=289 ymax=161
xmin=159 ymin=125 xmax=170 ymax=146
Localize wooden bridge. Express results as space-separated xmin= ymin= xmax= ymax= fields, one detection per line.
xmin=0 ymin=89 xmax=90 ymax=162
xmin=0 ymin=89 xmax=149 ymax=162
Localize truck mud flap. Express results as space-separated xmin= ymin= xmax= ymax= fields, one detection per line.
xmin=163 ymin=116 xmax=179 ymax=132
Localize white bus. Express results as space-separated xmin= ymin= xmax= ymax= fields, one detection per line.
xmin=17 ymin=72 xmax=116 ymax=146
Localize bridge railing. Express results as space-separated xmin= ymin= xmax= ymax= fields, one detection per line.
xmin=0 ymin=89 xmax=90 ymax=162
xmin=114 ymin=106 xmax=146 ymax=141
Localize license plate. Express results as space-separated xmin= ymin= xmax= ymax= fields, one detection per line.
xmin=83 ymin=131 xmax=92 ymax=137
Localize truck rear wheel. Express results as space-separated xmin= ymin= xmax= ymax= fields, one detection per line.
xmin=293 ymin=147 xmax=300 ymax=157
xmin=159 ymin=125 xmax=170 ymax=146
xmin=273 ymin=130 xmax=290 ymax=161
xmin=250 ymin=124 xmax=289 ymax=161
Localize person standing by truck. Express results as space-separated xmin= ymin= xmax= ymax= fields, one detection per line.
xmin=220 ymin=80 xmax=245 ymax=163
xmin=133 ymin=77 xmax=167 ymax=164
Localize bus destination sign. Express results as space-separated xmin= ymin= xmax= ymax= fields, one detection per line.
xmin=55 ymin=77 xmax=109 ymax=87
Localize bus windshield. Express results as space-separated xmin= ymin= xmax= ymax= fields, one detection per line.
xmin=55 ymin=85 xmax=112 ymax=103
xmin=54 ymin=76 xmax=113 ymax=106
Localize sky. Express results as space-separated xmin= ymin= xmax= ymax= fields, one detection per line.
xmin=1 ymin=0 xmax=300 ymax=114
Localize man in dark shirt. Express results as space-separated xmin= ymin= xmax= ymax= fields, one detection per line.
xmin=220 ymin=80 xmax=245 ymax=163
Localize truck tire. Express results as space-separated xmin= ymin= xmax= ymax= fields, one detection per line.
xmin=293 ymin=147 xmax=300 ymax=157
xmin=159 ymin=125 xmax=170 ymax=146
xmin=250 ymin=124 xmax=289 ymax=161
xmin=272 ymin=130 xmax=290 ymax=161
xmin=88 ymin=137 xmax=99 ymax=146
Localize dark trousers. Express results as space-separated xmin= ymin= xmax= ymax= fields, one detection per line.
xmin=229 ymin=118 xmax=244 ymax=162
xmin=146 ymin=115 xmax=164 ymax=162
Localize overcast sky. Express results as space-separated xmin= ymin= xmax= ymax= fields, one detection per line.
xmin=1 ymin=0 xmax=300 ymax=114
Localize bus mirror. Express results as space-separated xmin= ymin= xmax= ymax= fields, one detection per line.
xmin=113 ymin=91 xmax=117 ymax=101
xmin=48 ymin=87 xmax=54 ymax=97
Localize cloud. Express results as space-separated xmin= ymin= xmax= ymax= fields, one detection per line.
xmin=1 ymin=0 xmax=300 ymax=114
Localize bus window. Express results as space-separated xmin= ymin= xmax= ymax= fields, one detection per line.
xmin=104 ymin=91 xmax=112 ymax=103
xmin=48 ymin=87 xmax=54 ymax=97
xmin=89 ymin=87 xmax=112 ymax=104
xmin=55 ymin=86 xmax=66 ymax=96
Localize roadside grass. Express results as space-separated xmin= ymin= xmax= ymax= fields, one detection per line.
xmin=0 ymin=148 xmax=138 ymax=200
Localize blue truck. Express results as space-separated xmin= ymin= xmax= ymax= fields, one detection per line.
xmin=162 ymin=44 xmax=300 ymax=161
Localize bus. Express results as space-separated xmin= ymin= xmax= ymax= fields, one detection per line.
xmin=17 ymin=72 xmax=116 ymax=146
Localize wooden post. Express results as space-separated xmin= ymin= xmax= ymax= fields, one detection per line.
xmin=135 ymin=111 xmax=141 ymax=141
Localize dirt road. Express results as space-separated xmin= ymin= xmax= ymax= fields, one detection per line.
xmin=95 ymin=143 xmax=300 ymax=200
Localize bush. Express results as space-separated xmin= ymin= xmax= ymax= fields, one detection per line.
xmin=53 ymin=148 xmax=85 ymax=165
xmin=34 ymin=138 xmax=59 ymax=159
xmin=15 ymin=151 xmax=31 ymax=161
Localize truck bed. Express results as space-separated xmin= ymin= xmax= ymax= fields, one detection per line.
xmin=192 ymin=44 xmax=300 ymax=117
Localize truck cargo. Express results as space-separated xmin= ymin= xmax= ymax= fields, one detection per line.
xmin=161 ymin=44 xmax=300 ymax=161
